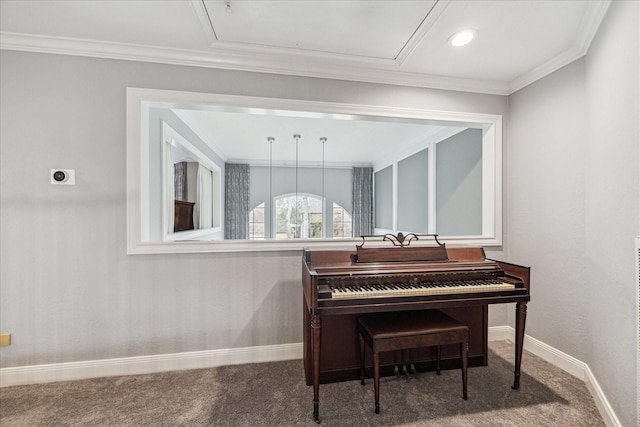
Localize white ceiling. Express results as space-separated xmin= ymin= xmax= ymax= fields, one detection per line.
xmin=171 ymin=107 xmax=465 ymax=167
xmin=0 ymin=0 xmax=610 ymax=95
xmin=0 ymin=0 xmax=611 ymax=164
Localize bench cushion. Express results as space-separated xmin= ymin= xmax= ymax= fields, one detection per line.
xmin=358 ymin=310 xmax=467 ymax=340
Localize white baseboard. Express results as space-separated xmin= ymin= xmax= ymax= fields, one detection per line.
xmin=0 ymin=328 xmax=622 ymax=427
xmin=488 ymin=325 xmax=514 ymax=342
xmin=523 ymin=333 xmax=622 ymax=427
xmin=0 ymin=342 xmax=302 ymax=388
xmin=2 ymin=332 xmax=513 ymax=388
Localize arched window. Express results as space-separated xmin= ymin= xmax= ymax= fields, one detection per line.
xmin=332 ymin=203 xmax=352 ymax=238
xmin=249 ymin=196 xmax=353 ymax=240
xmin=248 ymin=202 xmax=265 ymax=240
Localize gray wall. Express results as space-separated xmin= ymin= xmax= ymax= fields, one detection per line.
xmin=374 ymin=165 xmax=394 ymax=229
xmin=507 ymin=1 xmax=639 ymax=425
xmin=436 ymin=128 xmax=482 ymax=235
xmin=397 ymin=148 xmax=429 ymax=232
xmin=1 ymin=5 xmax=636 ymax=422
xmin=0 ymin=50 xmax=509 ymax=370
xmin=375 ymin=128 xmax=483 ymax=236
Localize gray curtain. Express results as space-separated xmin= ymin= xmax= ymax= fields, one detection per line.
xmin=174 ymin=162 xmax=187 ymax=201
xmin=352 ymin=167 xmax=373 ymax=237
xmin=224 ymin=163 xmax=250 ymax=239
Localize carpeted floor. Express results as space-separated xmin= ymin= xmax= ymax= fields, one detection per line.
xmin=0 ymin=341 xmax=605 ymax=426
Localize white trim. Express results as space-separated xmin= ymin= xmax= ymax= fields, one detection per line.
xmin=188 ymin=0 xmax=217 ymax=46
xmin=636 ymin=236 xmax=640 ymax=427
xmin=523 ymin=334 xmax=622 ymax=427
xmin=0 ymin=329 xmax=622 ymax=426
xmin=0 ymin=31 xmax=509 ymax=96
xmin=508 ymin=1 xmax=611 ymax=93
xmin=0 ymin=342 xmax=302 ymax=388
xmin=488 ymin=325 xmax=514 ymax=342
xmin=127 ymin=87 xmax=504 ymax=254
xmin=190 ymin=0 xmax=452 ymax=70
xmin=488 ymin=327 xmax=622 ymax=427
xmin=394 ymin=0 xmax=451 ymax=66
xmin=0 ymin=1 xmax=609 ymax=97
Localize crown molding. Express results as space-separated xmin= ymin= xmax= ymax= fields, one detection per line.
xmin=508 ymin=0 xmax=610 ymax=94
xmin=0 ymin=31 xmax=509 ymax=96
xmin=509 ymin=46 xmax=584 ymax=94
xmin=0 ymin=0 xmax=609 ymax=97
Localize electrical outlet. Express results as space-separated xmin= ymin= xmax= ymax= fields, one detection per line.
xmin=51 ymin=169 xmax=75 ymax=185
xmin=0 ymin=333 xmax=10 ymax=346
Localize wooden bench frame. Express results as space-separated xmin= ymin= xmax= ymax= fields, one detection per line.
xmin=358 ymin=309 xmax=469 ymax=414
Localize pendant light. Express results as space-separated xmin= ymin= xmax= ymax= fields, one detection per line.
xmin=320 ymin=137 xmax=327 ymax=238
xmin=293 ymin=134 xmax=301 ymax=238
xmin=267 ymin=136 xmax=274 ymax=239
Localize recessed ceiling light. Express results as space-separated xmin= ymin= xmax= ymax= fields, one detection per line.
xmin=449 ymin=30 xmax=477 ymax=47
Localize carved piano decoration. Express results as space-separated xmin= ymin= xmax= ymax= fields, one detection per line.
xmin=301 ymin=234 xmax=530 ymax=422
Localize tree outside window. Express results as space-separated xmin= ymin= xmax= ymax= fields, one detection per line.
xmin=248 ymin=202 xmax=265 ymax=240
xmin=248 ymin=195 xmax=353 ymax=239
xmin=333 ymin=203 xmax=352 ymax=238
xmin=275 ymin=194 xmax=323 ymax=239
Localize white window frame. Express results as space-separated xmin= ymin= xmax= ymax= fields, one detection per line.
xmin=127 ymin=87 xmax=501 ymax=254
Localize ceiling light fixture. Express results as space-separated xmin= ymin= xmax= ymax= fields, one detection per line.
xmin=448 ymin=29 xmax=477 ymax=47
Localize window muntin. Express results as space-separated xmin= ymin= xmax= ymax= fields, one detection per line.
xmin=332 ymin=203 xmax=352 ymax=238
xmin=249 ymin=202 xmax=265 ymax=240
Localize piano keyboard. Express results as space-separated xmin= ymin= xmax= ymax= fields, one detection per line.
xmin=329 ymin=279 xmax=515 ymax=299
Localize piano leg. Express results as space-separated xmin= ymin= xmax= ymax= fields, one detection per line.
xmin=512 ymin=302 xmax=528 ymax=390
xmin=311 ymin=313 xmax=322 ymax=423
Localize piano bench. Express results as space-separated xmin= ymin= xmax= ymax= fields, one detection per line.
xmin=357 ymin=309 xmax=469 ymax=414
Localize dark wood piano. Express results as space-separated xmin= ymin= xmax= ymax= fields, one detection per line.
xmin=301 ymin=233 xmax=530 ymax=422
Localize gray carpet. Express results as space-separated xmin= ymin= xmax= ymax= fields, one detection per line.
xmin=0 ymin=341 xmax=604 ymax=426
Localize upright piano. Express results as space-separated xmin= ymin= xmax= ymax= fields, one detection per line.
xmin=301 ymin=234 xmax=530 ymax=422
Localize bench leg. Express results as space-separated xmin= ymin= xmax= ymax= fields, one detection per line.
xmin=359 ymin=334 xmax=365 ymax=386
xmin=461 ymin=342 xmax=468 ymax=400
xmin=436 ymin=345 xmax=441 ymax=375
xmin=373 ymin=351 xmax=380 ymax=414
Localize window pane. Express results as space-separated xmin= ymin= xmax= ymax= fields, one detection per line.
xmin=249 ymin=203 xmax=265 ymax=240
xmin=332 ymin=203 xmax=352 ymax=238
xmin=275 ymin=195 xmax=323 ymax=239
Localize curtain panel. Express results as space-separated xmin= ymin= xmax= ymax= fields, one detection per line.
xmin=352 ymin=167 xmax=373 ymax=237
xmin=173 ymin=162 xmax=187 ymax=201
xmin=196 ymin=164 xmax=213 ymax=229
xmin=224 ymin=163 xmax=250 ymax=239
